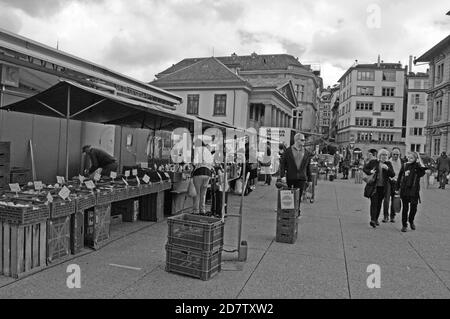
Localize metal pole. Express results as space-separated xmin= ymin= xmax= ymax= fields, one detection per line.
xmin=221 ymin=138 xmax=227 ymax=222
xmin=237 ymin=157 xmax=246 ymax=254
xmin=65 ymin=86 xmax=71 ymax=180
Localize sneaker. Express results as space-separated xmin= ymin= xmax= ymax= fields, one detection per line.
xmin=390 ymin=218 xmax=395 ymax=223
xmin=410 ymin=223 xmax=416 ymax=230
xmin=382 ymin=218 xmax=389 ymax=223
xmin=401 ymin=227 xmax=407 ymax=232
xmin=375 ymin=221 xmax=380 ymax=226
xmin=370 ymin=221 xmax=376 ymax=228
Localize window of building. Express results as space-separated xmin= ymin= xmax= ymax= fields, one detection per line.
xmin=436 ymin=63 xmax=444 ymax=84
xmin=410 ymin=128 xmax=423 ymax=136
xmin=356 ymin=102 xmax=373 ymax=111
xmin=412 ymin=94 xmax=420 ymax=104
xmin=299 ymin=85 xmax=305 ymax=101
xmin=355 ymin=118 xmax=372 ymax=127
xmin=381 ymin=103 xmax=394 ymax=112
xmin=249 ymin=104 xmax=254 ymax=120
xmin=295 ymin=84 xmax=300 ymax=99
xmin=213 ymin=94 xmax=227 ymax=116
xmin=186 ymin=94 xmax=199 ymax=115
xmin=376 ymin=119 xmax=394 ymax=127
xmin=357 ymin=71 xmax=375 ymax=81
xmin=382 ymin=87 xmax=395 ymax=97
xmin=357 ymin=86 xmax=374 ymax=96
xmin=414 ymin=112 xmax=424 ymax=120
xmin=435 ymin=99 xmax=443 ymax=121
xmin=434 ymin=138 xmax=441 ymax=156
xmin=382 ymin=71 xmax=396 ymax=81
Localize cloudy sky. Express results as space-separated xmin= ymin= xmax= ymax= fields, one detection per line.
xmin=0 ymin=0 xmax=448 ymax=87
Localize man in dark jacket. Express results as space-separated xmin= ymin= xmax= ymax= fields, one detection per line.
xmin=280 ymin=133 xmax=312 ymax=213
xmin=436 ymin=152 xmax=450 ymax=189
xmin=83 ymin=145 xmax=118 ymax=177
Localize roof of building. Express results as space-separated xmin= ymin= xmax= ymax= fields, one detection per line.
xmin=338 ymin=62 xmax=405 ymax=82
xmin=151 ymin=57 xmax=249 ymax=86
xmin=156 ymin=53 xmax=308 ymax=78
xmin=416 ymin=34 xmax=450 ymax=62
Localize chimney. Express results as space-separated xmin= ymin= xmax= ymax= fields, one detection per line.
xmin=409 ymin=55 xmax=413 ymax=74
xmin=377 ymin=55 xmax=381 ymax=67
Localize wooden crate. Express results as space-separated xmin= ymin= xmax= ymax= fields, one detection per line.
xmin=139 ymin=191 xmax=165 ymax=222
xmin=84 ymin=204 xmax=111 ymax=250
xmin=112 ymin=199 xmax=139 ymax=222
xmin=0 ymin=220 xmax=47 ymax=278
xmin=70 ymin=211 xmax=84 ymax=255
xmin=47 ymin=215 xmax=71 ymax=264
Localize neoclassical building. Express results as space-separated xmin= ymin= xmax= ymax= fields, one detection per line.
xmin=416 ymin=35 xmax=450 ymax=158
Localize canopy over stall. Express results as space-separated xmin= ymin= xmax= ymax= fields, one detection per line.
xmin=0 ymin=80 xmax=202 ymax=179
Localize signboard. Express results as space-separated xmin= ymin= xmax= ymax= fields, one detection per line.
xmin=58 ymin=186 xmax=70 ymax=200
xmin=9 ymin=183 xmax=21 ymax=192
xmin=260 ymin=127 xmax=293 ymax=147
xmin=125 ymin=170 xmax=130 ymax=178
xmin=143 ymin=174 xmax=150 ymax=184
xmin=132 ymin=169 xmax=138 ymax=176
xmin=85 ymin=181 xmax=95 ymax=190
xmin=110 ymin=172 xmax=117 ymax=179
xmin=280 ymin=190 xmax=295 ymax=210
xmin=34 ymin=181 xmax=43 ymax=191
xmin=56 ymin=176 xmax=65 ymax=184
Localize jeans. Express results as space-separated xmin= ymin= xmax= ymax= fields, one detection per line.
xmin=193 ymin=175 xmax=210 ymax=214
xmin=382 ymin=181 xmax=397 ymax=219
xmin=401 ymin=197 xmax=418 ymax=227
xmin=370 ymin=186 xmax=385 ymax=222
xmin=287 ymin=180 xmax=306 ymax=211
xmin=438 ymin=170 xmax=448 ymax=188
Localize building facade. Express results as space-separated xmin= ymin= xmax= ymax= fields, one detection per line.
xmin=405 ymin=72 xmax=429 ymax=154
xmin=154 ymin=53 xmax=321 ymax=135
xmin=337 ymin=62 xmax=407 ymax=159
xmin=319 ymin=88 xmax=332 ymax=136
xmin=416 ymin=35 xmax=450 ymax=158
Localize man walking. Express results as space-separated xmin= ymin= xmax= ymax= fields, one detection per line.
xmin=436 ymin=152 xmax=450 ymax=189
xmin=280 ymin=133 xmax=313 ymax=216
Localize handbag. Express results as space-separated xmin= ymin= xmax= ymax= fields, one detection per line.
xmin=393 ymin=193 xmax=401 ymax=214
xmin=363 ymin=173 xmax=376 ymax=185
xmin=187 ymin=179 xmax=197 ymax=197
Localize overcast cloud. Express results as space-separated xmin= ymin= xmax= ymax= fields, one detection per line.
xmin=0 ymin=0 xmax=448 ymax=86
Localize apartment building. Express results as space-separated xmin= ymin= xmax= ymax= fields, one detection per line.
xmin=405 ymin=72 xmax=429 ymax=154
xmin=337 ymin=60 xmax=407 ymax=159
xmin=416 ymin=35 xmax=450 ymax=158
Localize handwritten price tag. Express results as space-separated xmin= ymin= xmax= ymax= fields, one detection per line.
xmin=141 ymin=162 xmax=148 ymax=169
xmin=9 ymin=183 xmax=21 ymax=192
xmin=78 ymin=175 xmax=85 ymax=183
xmin=34 ymin=181 xmax=43 ymax=191
xmin=125 ymin=170 xmax=130 ymax=178
xmin=164 ymin=173 xmax=170 ymax=179
xmin=94 ymin=172 xmax=101 ymax=182
xmin=85 ymin=181 xmax=96 ymax=190
xmin=47 ymin=192 xmax=53 ymax=203
xmin=58 ymin=186 xmax=71 ymax=200
xmin=143 ymin=174 xmax=150 ymax=184
xmin=57 ymin=176 xmax=65 ymax=184
xmin=110 ymin=171 xmax=117 ymax=179
xmin=132 ymin=169 xmax=138 ymax=176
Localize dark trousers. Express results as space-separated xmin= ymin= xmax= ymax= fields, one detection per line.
xmin=370 ymin=186 xmax=385 ymax=222
xmin=438 ymin=170 xmax=448 ymax=188
xmin=382 ymin=182 xmax=397 ymax=219
xmin=401 ymin=197 xmax=418 ymax=227
xmin=265 ymin=174 xmax=272 ymax=185
xmin=287 ymin=180 xmax=306 ymax=211
xmin=101 ymin=162 xmax=118 ymax=176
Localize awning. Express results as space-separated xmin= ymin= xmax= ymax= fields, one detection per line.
xmin=0 ymin=80 xmax=194 ymax=130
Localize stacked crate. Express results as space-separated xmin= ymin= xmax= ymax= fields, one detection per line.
xmin=0 ymin=142 xmax=11 ymax=189
xmin=111 ymin=199 xmax=139 ymax=222
xmin=84 ymin=204 xmax=111 ymax=250
xmin=276 ymin=188 xmax=300 ymax=244
xmin=166 ymin=213 xmax=224 ymax=281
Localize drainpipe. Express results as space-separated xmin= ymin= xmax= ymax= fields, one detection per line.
xmin=233 ymin=89 xmax=236 ymax=127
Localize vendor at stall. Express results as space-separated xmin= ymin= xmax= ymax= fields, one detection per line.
xmin=82 ymin=145 xmax=118 ymax=177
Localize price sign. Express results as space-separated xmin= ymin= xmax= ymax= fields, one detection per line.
xmin=280 ymin=190 xmax=295 ymax=210
xmin=136 ymin=176 xmax=141 ymax=185
xmin=132 ymin=169 xmax=138 ymax=176
xmin=58 ymin=186 xmax=71 ymax=200
xmin=94 ymin=172 xmax=101 ymax=182
xmin=85 ymin=181 xmax=96 ymax=190
xmin=78 ymin=175 xmax=85 ymax=183
xmin=141 ymin=162 xmax=148 ymax=169
xmin=125 ymin=170 xmax=130 ymax=178
xmin=143 ymin=174 xmax=150 ymax=184
xmin=47 ymin=192 xmax=54 ymax=203
xmin=122 ymin=178 xmax=129 ymax=186
xmin=57 ymin=176 xmax=65 ymax=184
xmin=110 ymin=172 xmax=117 ymax=179
xmin=164 ymin=173 xmax=170 ymax=179
xmin=9 ymin=183 xmax=21 ymax=192
xmin=34 ymin=181 xmax=43 ymax=191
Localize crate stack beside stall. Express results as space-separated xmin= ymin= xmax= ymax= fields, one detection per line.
xmin=0 ymin=142 xmax=11 ymax=190
xmin=166 ymin=213 xmax=224 ymax=281
xmin=276 ymin=188 xmax=300 ymax=244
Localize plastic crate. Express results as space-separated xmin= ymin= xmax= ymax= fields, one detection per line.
xmin=75 ymin=191 xmax=96 ymax=211
xmin=47 ymin=215 xmax=71 ymax=263
xmin=167 ymin=213 xmax=224 ymax=252
xmin=276 ymin=217 xmax=298 ymax=244
xmin=165 ymin=244 xmax=222 ymax=281
xmin=0 ymin=202 xmax=50 ymax=225
xmin=84 ymin=204 xmax=111 ymax=250
xmin=96 ymin=188 xmax=113 ymax=205
xmin=50 ymin=199 xmax=76 ymax=218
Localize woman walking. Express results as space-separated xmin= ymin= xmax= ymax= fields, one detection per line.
xmin=363 ymin=149 xmax=395 ymax=228
xmin=397 ymin=152 xmax=426 ymax=232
